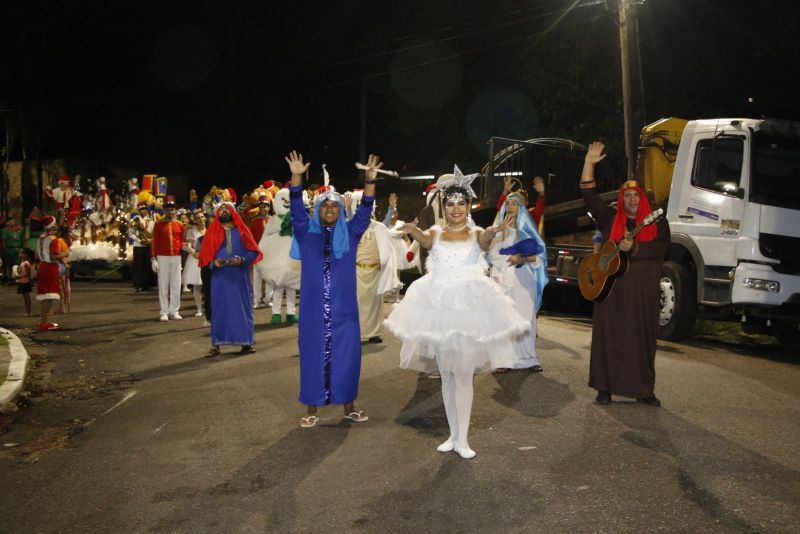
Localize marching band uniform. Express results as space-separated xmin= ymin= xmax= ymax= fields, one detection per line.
xmin=151 ymin=197 xmax=184 ymax=320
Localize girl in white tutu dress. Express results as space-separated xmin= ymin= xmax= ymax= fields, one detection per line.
xmin=385 ymin=166 xmax=530 ymax=459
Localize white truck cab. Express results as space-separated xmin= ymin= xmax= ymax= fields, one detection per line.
xmin=660 ymin=118 xmax=800 ymax=346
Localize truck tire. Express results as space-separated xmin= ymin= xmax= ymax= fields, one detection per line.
xmin=658 ymin=261 xmax=696 ymax=341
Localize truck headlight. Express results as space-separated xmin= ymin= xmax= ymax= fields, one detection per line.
xmin=741 ymin=277 xmax=780 ymax=292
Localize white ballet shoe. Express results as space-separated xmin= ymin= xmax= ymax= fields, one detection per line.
xmin=455 ymin=445 xmax=476 ymax=459
xmin=436 ymin=437 xmax=456 ymax=452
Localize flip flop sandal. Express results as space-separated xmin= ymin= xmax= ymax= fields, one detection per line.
xmin=343 ymin=411 xmax=369 ymax=423
xmin=300 ymin=415 xmax=319 ymax=428
xmin=204 ymin=347 xmax=221 ymax=358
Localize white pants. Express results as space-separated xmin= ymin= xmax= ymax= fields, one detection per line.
xmin=271 ymin=286 xmax=297 ymax=316
xmin=252 ymin=268 xmax=273 ymax=307
xmin=156 ymin=255 xmax=182 ymax=316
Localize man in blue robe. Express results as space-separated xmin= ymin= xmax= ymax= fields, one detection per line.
xmin=286 ymin=150 xmax=383 ymax=428
xmin=198 ymin=202 xmax=263 ymax=357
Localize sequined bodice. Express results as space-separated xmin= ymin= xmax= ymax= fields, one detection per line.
xmin=426 ymin=228 xmax=484 ymax=282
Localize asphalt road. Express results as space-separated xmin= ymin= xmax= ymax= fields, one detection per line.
xmin=0 ymin=281 xmax=798 ymax=533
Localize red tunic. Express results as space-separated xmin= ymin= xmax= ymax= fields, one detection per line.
xmin=248 ymin=217 xmax=268 ymax=244
xmin=36 ymin=235 xmax=61 ymax=299
xmin=151 ymin=220 xmax=184 ymax=257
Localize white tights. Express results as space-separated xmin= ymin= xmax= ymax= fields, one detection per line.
xmin=439 ymin=371 xmax=476 ymax=459
xmin=193 ymin=285 xmax=203 ymax=313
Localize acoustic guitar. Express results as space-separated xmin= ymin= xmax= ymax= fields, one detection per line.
xmin=578 ymin=208 xmax=664 ymax=301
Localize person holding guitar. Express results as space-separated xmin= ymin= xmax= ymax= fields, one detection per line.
xmin=580 ymin=141 xmax=670 ymax=407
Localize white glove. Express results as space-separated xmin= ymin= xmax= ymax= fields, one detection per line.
xmin=151 ymin=258 xmax=159 ymax=273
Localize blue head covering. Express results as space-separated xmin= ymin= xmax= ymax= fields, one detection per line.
xmin=493 ymin=192 xmax=548 ymax=311
xmin=290 ymin=191 xmax=350 ymax=260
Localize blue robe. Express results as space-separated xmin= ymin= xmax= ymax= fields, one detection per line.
xmin=290 ymin=185 xmax=374 ymax=405
xmin=210 ymin=227 xmax=258 ymax=347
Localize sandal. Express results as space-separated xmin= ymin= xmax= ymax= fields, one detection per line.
xmin=343 ymin=410 xmax=369 ymax=423
xmin=204 ymin=347 xmax=221 ymax=358
xmin=239 ymin=345 xmax=256 ymax=354
xmin=300 ymin=415 xmax=319 ymax=428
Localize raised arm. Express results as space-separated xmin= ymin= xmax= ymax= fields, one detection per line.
xmin=285 ymin=150 xmax=312 ymax=235
xmin=349 ymin=154 xmax=383 ymax=237
xmin=398 ymin=221 xmax=433 ymax=250
xmin=580 ymin=141 xmax=614 ymax=231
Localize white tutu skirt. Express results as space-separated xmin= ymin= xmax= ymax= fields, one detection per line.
xmin=384 ymin=273 xmax=530 ymax=374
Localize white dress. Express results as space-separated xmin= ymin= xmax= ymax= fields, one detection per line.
xmin=487 ymin=228 xmax=542 ymax=367
xmin=181 ymin=230 xmax=204 ymax=286
xmin=384 ymin=226 xmax=530 ymax=374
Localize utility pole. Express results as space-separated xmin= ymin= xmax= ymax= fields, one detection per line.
xmin=615 ymin=0 xmax=647 ymax=180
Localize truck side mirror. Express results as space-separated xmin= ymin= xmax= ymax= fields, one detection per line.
xmin=735 ymin=187 xmax=745 ymax=199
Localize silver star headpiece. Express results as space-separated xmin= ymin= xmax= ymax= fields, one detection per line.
xmin=438 ymin=165 xmax=479 ymax=200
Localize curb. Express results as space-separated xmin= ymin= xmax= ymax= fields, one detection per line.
xmin=0 ymin=327 xmax=29 ymax=407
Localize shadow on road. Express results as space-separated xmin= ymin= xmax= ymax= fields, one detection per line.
xmin=151 ymin=425 xmax=351 ymax=532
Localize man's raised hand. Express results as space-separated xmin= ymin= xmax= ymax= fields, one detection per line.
xmin=584 ymin=142 xmax=607 ymax=166
xmin=285 ymin=150 xmax=311 ymax=177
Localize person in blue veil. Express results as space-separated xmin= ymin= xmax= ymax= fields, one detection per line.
xmin=286 ymin=150 xmax=384 ymax=428
xmin=486 ymin=191 xmax=548 ymax=372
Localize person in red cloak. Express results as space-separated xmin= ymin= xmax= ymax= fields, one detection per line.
xmin=580 ymin=141 xmax=670 ymax=407
xmin=198 ymin=202 xmax=262 ymax=357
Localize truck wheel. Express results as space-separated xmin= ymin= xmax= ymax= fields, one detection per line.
xmin=659 ymin=261 xmax=696 ymax=341
xmin=774 ymin=321 xmax=800 ymax=352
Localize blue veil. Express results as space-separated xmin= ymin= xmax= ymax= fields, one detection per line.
xmin=290 ymin=191 xmax=350 ymax=260
xmin=493 ymin=192 xmax=548 ymax=311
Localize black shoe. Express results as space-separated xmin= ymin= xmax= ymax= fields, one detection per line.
xmin=530 ymin=365 xmax=543 ymax=373
xmin=368 ymin=336 xmax=382 ymax=344
xmin=595 ymin=391 xmax=611 ymax=405
xmin=239 ymin=345 xmax=256 ymax=355
xmin=637 ymin=396 xmax=661 ymax=407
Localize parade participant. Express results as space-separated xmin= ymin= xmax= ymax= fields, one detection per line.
xmin=580 ymin=141 xmax=670 ymax=407
xmin=249 ymin=195 xmax=271 ymax=309
xmin=151 ymin=196 xmax=185 ymax=321
xmin=487 ymin=190 xmax=548 ymax=373
xmin=256 ymin=186 xmax=301 ymax=324
xmin=130 ymin=202 xmax=155 ymax=292
xmin=14 ymin=248 xmax=34 ymax=316
xmin=0 ymin=215 xmax=23 ymax=284
xmin=349 ymin=189 xmax=400 ymax=344
xmin=182 ymin=211 xmax=206 ymax=316
xmin=385 ymin=165 xmax=529 ymax=459
xmin=36 ymin=215 xmax=67 ymax=331
xmin=198 ymin=202 xmax=262 ymax=357
xmin=286 ymin=150 xmax=380 ymax=428
xmin=56 ymin=226 xmax=72 ymax=314
xmin=45 ymin=175 xmax=74 ymax=212
xmin=497 ymin=175 xmax=548 ymax=227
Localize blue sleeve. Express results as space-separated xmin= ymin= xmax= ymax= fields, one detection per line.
xmin=382 ymin=206 xmax=394 ymax=227
xmin=289 ymin=185 xmax=309 ymax=238
xmin=242 ymin=248 xmax=259 ymax=266
xmin=349 ymin=195 xmax=375 ymax=239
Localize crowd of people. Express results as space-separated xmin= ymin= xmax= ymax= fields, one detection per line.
xmin=0 ymin=143 xmax=669 ymax=459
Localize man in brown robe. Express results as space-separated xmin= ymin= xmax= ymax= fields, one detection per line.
xmin=580 ymin=141 xmax=670 ymax=406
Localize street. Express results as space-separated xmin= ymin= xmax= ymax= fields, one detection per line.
xmin=0 ymin=281 xmax=798 ymax=533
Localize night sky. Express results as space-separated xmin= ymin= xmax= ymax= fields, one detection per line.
xmin=2 ymin=0 xmax=799 ymax=199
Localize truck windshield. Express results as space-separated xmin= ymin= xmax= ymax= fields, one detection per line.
xmin=751 ymin=130 xmax=800 ymax=210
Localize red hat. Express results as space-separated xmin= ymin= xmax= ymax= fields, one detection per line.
xmin=226 ymin=187 xmax=238 ymax=203
xmin=257 ymin=195 xmax=270 ymax=205
xmin=263 ymin=180 xmax=274 ymax=189
xmin=317 ymin=185 xmax=331 ymax=193
xmin=164 ymin=195 xmax=177 ymax=207
xmin=43 ymin=215 xmax=56 ymax=229
xmin=423 ymin=183 xmax=437 ymax=195
xmin=58 ymin=175 xmax=71 ymax=184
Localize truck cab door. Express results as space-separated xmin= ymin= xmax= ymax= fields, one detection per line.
xmin=671 ymin=134 xmax=748 ymax=303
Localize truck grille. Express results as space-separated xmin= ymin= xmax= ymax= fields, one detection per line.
xmin=759 ymin=233 xmax=800 ymax=274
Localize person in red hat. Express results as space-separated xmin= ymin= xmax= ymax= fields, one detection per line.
xmin=45 ymin=176 xmax=74 ymax=212
xmin=36 ymin=215 xmax=68 ymax=331
xmin=580 ymin=141 xmax=670 ymax=407
xmin=151 ymin=195 xmax=185 ymax=321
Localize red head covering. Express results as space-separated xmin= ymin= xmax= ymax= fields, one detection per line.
xmin=226 ymin=187 xmax=238 ymax=204
xmin=609 ymin=181 xmax=658 ymax=242
xmin=198 ymin=202 xmax=263 ymax=267
xmin=42 ymin=215 xmax=57 ymax=229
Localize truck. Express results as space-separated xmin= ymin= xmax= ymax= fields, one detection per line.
xmin=473 ymin=118 xmax=800 ymax=347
